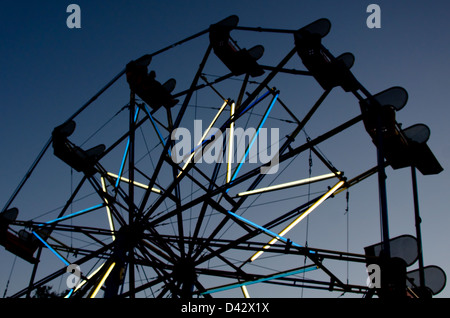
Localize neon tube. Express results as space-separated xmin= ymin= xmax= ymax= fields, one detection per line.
xmin=32 ymin=231 xmax=70 ymax=266
xmin=107 ymin=172 xmax=161 ymax=193
xmin=116 ymin=108 xmax=140 ymax=188
xmin=64 ymin=288 xmax=74 ymax=298
xmin=237 ymin=172 xmax=341 ymax=197
xmin=227 ymin=211 xmax=302 ymax=249
xmin=144 ymin=104 xmax=167 ymax=149
xmin=250 ymin=180 xmax=345 ymax=262
xmin=237 ymin=90 xmax=271 ymax=118
xmin=101 ymin=177 xmax=115 ymax=241
xmin=73 ymin=263 xmax=105 ymax=294
xmin=201 ymin=266 xmax=318 ymax=295
xmin=40 ymin=203 xmax=105 ymax=226
xmin=241 ymin=285 xmax=250 ymax=298
xmin=90 ymin=262 xmax=116 ymax=298
xmin=229 ymin=93 xmax=279 ymax=186
xmin=177 ymin=100 xmax=228 ymax=178
xmin=227 ymin=102 xmax=236 ymax=183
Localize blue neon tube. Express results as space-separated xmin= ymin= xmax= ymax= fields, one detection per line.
xmin=32 ymin=231 xmax=70 ymax=266
xmin=40 ymin=203 xmax=105 ymax=226
xmin=228 ymin=93 xmax=279 ymax=188
xmin=65 ymin=289 xmax=74 ymax=298
xmin=227 ymin=210 xmax=302 ymax=248
xmin=144 ymin=105 xmax=168 ymax=149
xmin=185 ymin=91 xmax=272 ymax=160
xmin=116 ymin=107 xmax=140 ymax=188
xmin=237 ymin=90 xmax=271 ymax=118
xmin=202 ymin=266 xmax=318 ymax=295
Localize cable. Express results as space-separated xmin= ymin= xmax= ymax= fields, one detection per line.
xmin=3 ymin=255 xmax=17 ymax=297
xmin=80 ymin=102 xmax=129 ymax=147
xmin=345 ymin=190 xmax=350 ymax=285
xmin=301 ymin=146 xmax=313 ymax=298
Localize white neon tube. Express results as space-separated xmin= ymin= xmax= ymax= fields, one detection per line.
xmin=107 ymin=172 xmax=161 ymax=193
xmin=101 ymin=177 xmax=115 ymax=241
xmin=237 ymin=172 xmax=341 ymax=197
xmin=227 ymin=102 xmax=236 ymax=183
xmin=177 ymin=100 xmax=228 ymax=178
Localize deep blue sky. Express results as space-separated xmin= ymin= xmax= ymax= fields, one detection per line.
xmin=1 ymin=1 xmax=450 ymax=298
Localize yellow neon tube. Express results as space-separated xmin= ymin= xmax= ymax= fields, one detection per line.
xmin=227 ymin=102 xmax=236 ymax=183
xmin=241 ymin=285 xmax=250 ymax=298
xmin=70 ymin=262 xmax=106 ymax=295
xmin=107 ymin=172 xmax=161 ymax=193
xmin=250 ymin=180 xmax=345 ymax=262
xmin=90 ymin=262 xmax=116 ymax=298
xmin=101 ymin=177 xmax=115 ymax=241
xmin=178 ymin=100 xmax=228 ymax=178
xmin=237 ymin=172 xmax=341 ymax=197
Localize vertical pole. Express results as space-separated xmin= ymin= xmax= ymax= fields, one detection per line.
xmin=376 ymin=108 xmax=390 ymax=258
xmin=411 ymin=166 xmax=425 ymax=288
xmin=128 ymin=92 xmax=136 ymax=298
xmin=354 ymin=82 xmax=391 ymax=258
xmin=26 ymin=247 xmax=42 ymax=298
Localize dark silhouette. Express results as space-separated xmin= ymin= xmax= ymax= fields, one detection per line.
xmin=209 ymin=15 xmax=265 ymax=77
xmin=126 ymin=55 xmax=178 ymax=110
xmin=52 ymin=120 xmax=105 ymax=175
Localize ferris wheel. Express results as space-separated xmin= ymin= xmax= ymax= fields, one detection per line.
xmin=0 ymin=15 xmax=445 ymax=298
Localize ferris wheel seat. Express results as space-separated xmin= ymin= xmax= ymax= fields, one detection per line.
xmin=52 ymin=121 xmax=105 ymax=174
xmin=0 ymin=231 xmax=38 ymax=263
xmin=214 ymin=45 xmax=265 ymax=77
xmin=0 ymin=209 xmax=39 ymax=264
xmin=360 ymin=104 xmax=410 ymax=168
xmin=126 ymin=60 xmax=179 ymax=110
xmin=399 ymin=125 xmax=443 ymax=175
xmin=0 ymin=207 xmax=18 ymax=225
xmin=54 ymin=144 xmax=105 ymax=174
xmin=295 ymin=31 xmax=358 ymax=91
xmin=209 ymin=15 xmax=265 ymax=77
xmin=360 ymin=94 xmax=443 ymax=175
